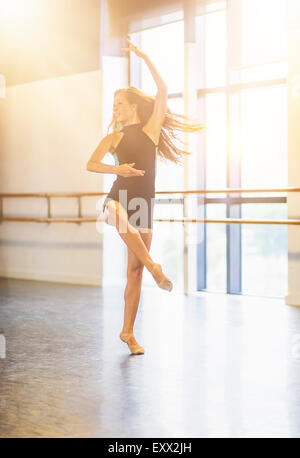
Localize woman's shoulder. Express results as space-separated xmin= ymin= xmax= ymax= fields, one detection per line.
xmin=107 ymin=131 xmax=124 ymax=153
xmin=141 ymin=125 xmax=159 ymax=148
xmin=108 ymin=131 xmax=124 ymax=165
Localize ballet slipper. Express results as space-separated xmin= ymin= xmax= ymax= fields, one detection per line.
xmin=151 ymin=264 xmax=173 ymax=292
xmin=119 ymin=332 xmax=145 ymax=355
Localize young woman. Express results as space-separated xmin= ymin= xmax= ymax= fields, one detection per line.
xmin=86 ymin=37 xmax=204 ymax=355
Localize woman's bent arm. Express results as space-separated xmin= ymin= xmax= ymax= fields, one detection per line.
xmin=86 ymin=134 xmax=118 ymax=174
xmin=86 ymin=162 xmax=119 ymax=174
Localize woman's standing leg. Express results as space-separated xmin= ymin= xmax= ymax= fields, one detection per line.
xmin=121 ymin=229 xmax=153 ymax=335
xmin=119 ymin=229 xmax=153 ymax=353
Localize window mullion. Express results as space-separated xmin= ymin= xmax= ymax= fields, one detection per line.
xmin=226 ymin=0 xmax=242 ymax=294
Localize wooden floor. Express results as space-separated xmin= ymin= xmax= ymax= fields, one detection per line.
xmin=0 ymin=277 xmax=300 ymax=438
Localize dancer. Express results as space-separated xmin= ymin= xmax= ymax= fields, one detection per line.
xmin=87 ymin=37 xmax=204 ymax=354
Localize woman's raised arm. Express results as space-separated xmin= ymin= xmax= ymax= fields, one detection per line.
xmin=122 ymin=36 xmax=167 ymax=91
xmin=122 ymin=37 xmax=168 ymax=146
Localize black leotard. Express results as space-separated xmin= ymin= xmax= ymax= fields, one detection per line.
xmin=102 ymin=122 xmax=157 ymax=229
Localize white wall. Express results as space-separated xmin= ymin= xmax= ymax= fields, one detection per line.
xmin=285 ymin=0 xmax=300 ymax=306
xmin=0 ymin=70 xmax=105 ymax=285
xmin=0 ymin=52 xmax=131 ymax=288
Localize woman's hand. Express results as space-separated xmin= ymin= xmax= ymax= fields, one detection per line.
xmin=117 ymin=162 xmax=145 ymax=178
xmin=121 ymin=36 xmax=147 ymax=59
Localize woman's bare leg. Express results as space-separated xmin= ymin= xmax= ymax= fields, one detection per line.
xmin=120 ymin=229 xmax=152 ymax=353
xmin=121 ymin=229 xmax=153 ymax=335
xmin=104 ymin=200 xmax=172 ymax=291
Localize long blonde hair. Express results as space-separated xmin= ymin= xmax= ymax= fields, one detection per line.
xmin=107 ymin=86 xmax=205 ymax=165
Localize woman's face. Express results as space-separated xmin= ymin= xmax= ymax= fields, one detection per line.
xmin=113 ymin=92 xmax=137 ymax=124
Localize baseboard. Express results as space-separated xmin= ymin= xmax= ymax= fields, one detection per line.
xmin=0 ymin=268 xmax=102 ymax=286
xmin=285 ymin=294 xmax=300 ymax=307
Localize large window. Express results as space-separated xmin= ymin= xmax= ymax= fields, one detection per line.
xmin=129 ymin=0 xmax=288 ymax=298
xmin=196 ymin=0 xmax=288 ymax=297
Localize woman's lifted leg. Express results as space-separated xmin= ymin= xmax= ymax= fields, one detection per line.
xmin=104 ymin=200 xmax=172 ymax=292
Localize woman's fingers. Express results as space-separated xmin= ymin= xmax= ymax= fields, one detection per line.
xmin=122 ymin=39 xmax=135 ymax=51
xmin=126 ymin=37 xmax=134 ymax=46
xmin=129 ymin=166 xmax=145 ymax=176
xmin=131 ymin=169 xmax=145 ymax=175
xmin=123 ymin=163 xmax=145 ymax=176
xmin=122 ymin=38 xmax=140 ymax=55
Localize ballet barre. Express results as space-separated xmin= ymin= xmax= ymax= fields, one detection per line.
xmin=1 ymin=187 xmax=300 ymax=197
xmin=0 ymin=217 xmax=299 ymax=225
xmin=0 ymin=187 xmax=299 ymax=225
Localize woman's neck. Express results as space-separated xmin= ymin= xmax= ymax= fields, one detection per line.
xmin=122 ymin=118 xmax=141 ymax=127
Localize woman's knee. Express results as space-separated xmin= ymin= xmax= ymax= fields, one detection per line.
xmin=127 ymin=263 xmax=144 ymax=280
xmin=104 ymin=201 xmax=123 ymax=227
xmin=105 ymin=201 xmax=137 ymax=233
xmin=103 ymin=202 xmax=115 ymax=226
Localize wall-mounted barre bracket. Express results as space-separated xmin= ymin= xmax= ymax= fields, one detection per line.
xmin=46 ymin=197 xmax=51 ymax=221
xmin=77 ymin=197 xmax=82 ymax=225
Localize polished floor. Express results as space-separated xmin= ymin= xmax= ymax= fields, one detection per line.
xmin=0 ymin=277 xmax=300 ymax=438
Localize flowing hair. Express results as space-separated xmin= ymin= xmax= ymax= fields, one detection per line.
xmin=106 ymin=86 xmax=205 ymax=165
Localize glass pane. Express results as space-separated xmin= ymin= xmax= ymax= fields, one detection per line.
xmin=205 ymin=204 xmax=227 ymax=292
xmin=196 ymin=9 xmax=227 ymax=89
xmin=241 ymin=85 xmax=288 ymax=195
xmin=241 ymin=0 xmax=287 ymax=67
xmin=139 ymin=21 xmax=184 ymax=94
xmin=242 ymin=204 xmax=288 ymax=297
xmin=205 ymin=93 xmax=227 ymax=189
xmin=238 ymin=61 xmax=288 ymax=84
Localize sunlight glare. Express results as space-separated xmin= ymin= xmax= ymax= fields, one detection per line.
xmin=0 ymin=0 xmax=36 ymax=31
